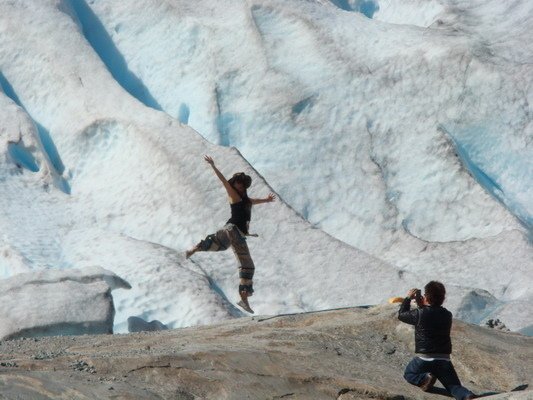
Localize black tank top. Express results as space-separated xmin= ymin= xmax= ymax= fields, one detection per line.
xmin=227 ymin=196 xmax=252 ymax=234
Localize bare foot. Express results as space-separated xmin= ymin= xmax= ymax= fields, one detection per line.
xmin=185 ymin=245 xmax=199 ymax=259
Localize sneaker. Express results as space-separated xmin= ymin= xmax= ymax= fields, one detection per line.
xmin=237 ymin=300 xmax=254 ymax=314
xmin=419 ymin=373 xmax=437 ymax=392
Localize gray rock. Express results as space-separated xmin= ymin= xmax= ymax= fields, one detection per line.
xmin=0 ymin=266 xmax=131 ymax=341
xmin=0 ymin=305 xmax=530 ymax=399
xmin=127 ymin=317 xmax=169 ymax=333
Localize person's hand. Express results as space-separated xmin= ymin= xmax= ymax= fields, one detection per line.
xmin=204 ymin=155 xmax=215 ymax=166
xmin=266 ymin=193 xmax=277 ymax=202
xmin=407 ymin=288 xmax=419 ymax=299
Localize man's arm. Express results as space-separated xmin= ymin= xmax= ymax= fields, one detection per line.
xmin=250 ymin=193 xmax=277 ymax=205
xmin=398 ymin=288 xmax=420 ymax=325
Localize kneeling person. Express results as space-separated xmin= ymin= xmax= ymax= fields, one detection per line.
xmin=398 ymin=281 xmax=476 ymax=400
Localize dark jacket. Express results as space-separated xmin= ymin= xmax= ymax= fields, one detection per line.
xmin=398 ymin=298 xmax=452 ymax=355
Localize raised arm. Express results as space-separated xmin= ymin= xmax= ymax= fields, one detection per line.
xmin=398 ymin=288 xmax=420 ymax=325
xmin=204 ymin=155 xmax=241 ymax=203
xmin=250 ymin=193 xmax=277 ymax=205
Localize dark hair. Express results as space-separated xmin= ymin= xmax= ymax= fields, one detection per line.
xmin=228 ymin=172 xmax=252 ymax=189
xmin=424 ymin=281 xmax=446 ymax=306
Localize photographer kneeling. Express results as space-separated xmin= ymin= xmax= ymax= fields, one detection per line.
xmin=398 ymin=281 xmax=476 ymax=399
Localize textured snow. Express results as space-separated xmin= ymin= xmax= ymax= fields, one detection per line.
xmin=0 ymin=266 xmax=130 ymax=340
xmin=0 ymin=0 xmax=531 ymax=333
xmin=372 ymin=0 xmax=444 ymax=27
xmin=77 ymin=0 xmax=531 ymax=243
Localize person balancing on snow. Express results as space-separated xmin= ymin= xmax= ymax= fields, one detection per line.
xmin=186 ymin=155 xmax=276 ymax=314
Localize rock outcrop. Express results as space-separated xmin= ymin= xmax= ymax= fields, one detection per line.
xmin=0 ymin=266 xmax=131 ymax=341
xmin=127 ymin=316 xmax=169 ymax=333
xmin=0 ymin=305 xmax=531 ymax=399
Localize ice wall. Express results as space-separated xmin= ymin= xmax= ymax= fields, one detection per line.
xmin=0 ymin=0 xmax=531 ymax=332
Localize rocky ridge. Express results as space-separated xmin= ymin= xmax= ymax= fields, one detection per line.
xmin=0 ymin=305 xmax=531 ymax=399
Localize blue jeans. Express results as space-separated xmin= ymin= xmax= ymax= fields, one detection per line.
xmin=404 ymin=357 xmax=474 ymax=400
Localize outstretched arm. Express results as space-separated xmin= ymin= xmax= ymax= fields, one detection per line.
xmin=250 ymin=193 xmax=277 ymax=205
xmin=204 ymin=155 xmax=241 ymax=203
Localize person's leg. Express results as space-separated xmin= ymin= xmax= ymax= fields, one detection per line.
xmin=185 ymin=244 xmax=200 ymax=258
xmin=404 ymin=357 xmax=433 ymax=387
xmin=186 ymin=228 xmax=231 ymax=258
xmin=227 ymin=226 xmax=255 ymax=312
xmin=433 ymin=360 xmax=475 ymax=400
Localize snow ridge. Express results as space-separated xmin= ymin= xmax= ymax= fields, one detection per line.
xmin=65 ymin=0 xmax=162 ymax=111
xmin=0 ymin=71 xmax=70 ymax=193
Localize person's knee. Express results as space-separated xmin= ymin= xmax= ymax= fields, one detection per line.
xmin=403 ymin=359 xmax=423 ymax=385
xmin=403 ymin=368 xmax=415 ymax=382
xmin=199 ymin=234 xmax=228 ymax=251
xmin=198 ymin=235 xmax=214 ymax=250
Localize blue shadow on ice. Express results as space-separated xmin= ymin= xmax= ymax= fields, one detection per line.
xmin=292 ymin=96 xmax=314 ymax=116
xmin=0 ymin=71 xmax=71 ymax=193
xmin=68 ymin=0 xmax=162 ymax=111
xmin=0 ymin=72 xmax=40 ymax=173
xmin=452 ymin=139 xmax=503 ymax=196
xmin=35 ymin=121 xmax=72 ymax=194
xmin=330 ymin=0 xmax=379 ymax=18
xmin=34 ymin=121 xmax=65 ymax=175
xmin=7 ymin=142 xmax=39 ymax=172
xmin=216 ymin=113 xmax=236 ymax=147
xmin=178 ymin=103 xmax=190 ymax=125
xmin=0 ymin=71 xmax=22 ymax=104
xmin=214 ymin=85 xmax=240 ymax=147
xmin=441 ymin=125 xmax=532 ymax=233
xmin=205 ymin=275 xmax=244 ymax=317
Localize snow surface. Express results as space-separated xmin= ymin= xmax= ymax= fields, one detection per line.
xmin=0 ymin=0 xmax=531 ymax=333
xmin=0 ymin=266 xmax=130 ymax=340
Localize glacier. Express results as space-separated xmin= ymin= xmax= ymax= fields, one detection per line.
xmin=0 ymin=0 xmax=531 ymax=334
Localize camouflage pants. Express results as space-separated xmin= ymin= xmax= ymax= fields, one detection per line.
xmin=197 ymin=223 xmax=255 ymax=294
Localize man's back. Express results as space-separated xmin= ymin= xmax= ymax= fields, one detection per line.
xmin=398 ymin=299 xmax=452 ymax=355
